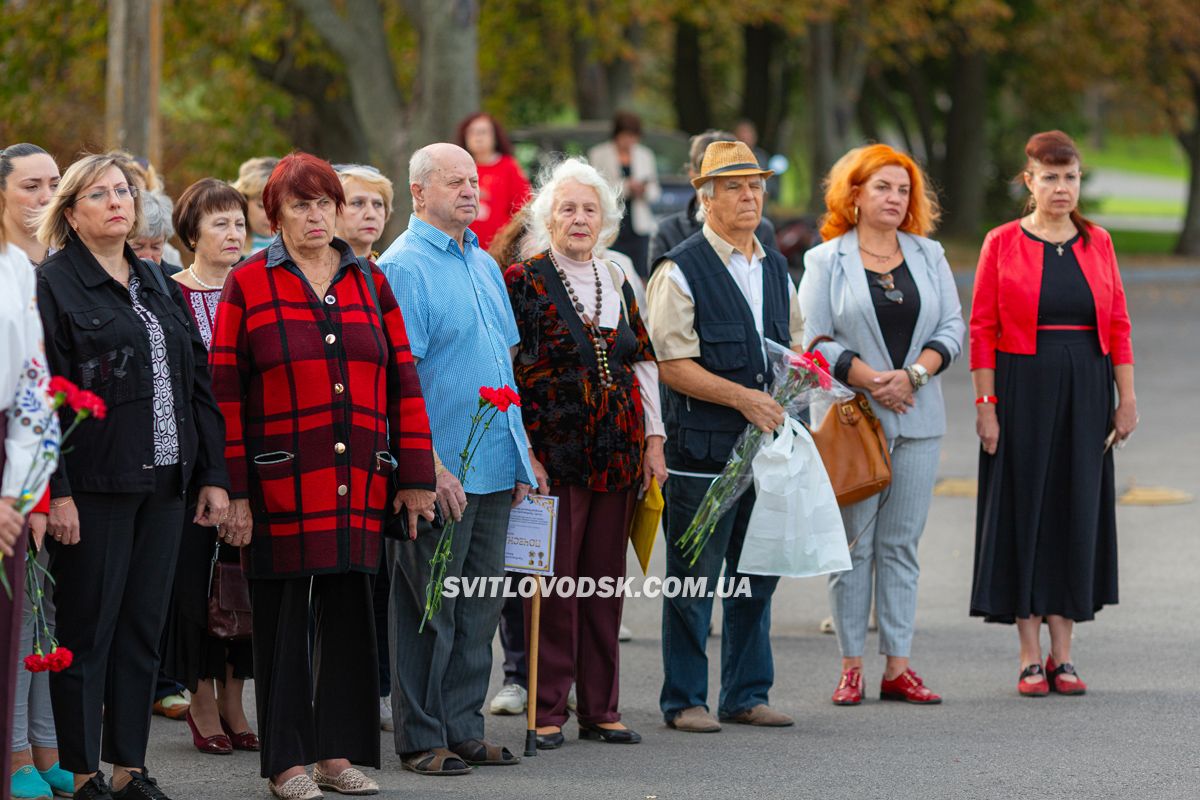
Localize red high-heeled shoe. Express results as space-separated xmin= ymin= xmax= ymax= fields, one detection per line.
xmin=1045 ymin=656 xmax=1087 ymax=695
xmin=220 ymin=715 xmax=261 ymax=751
xmin=186 ymin=710 xmax=233 ymax=755
xmin=1018 ymin=663 xmax=1049 ymax=697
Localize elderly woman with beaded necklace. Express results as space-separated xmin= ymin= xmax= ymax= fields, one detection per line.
xmin=503 ymin=157 xmax=666 ymax=750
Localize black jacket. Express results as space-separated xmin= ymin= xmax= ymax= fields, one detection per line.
xmin=648 ymin=196 xmax=778 ymax=271
xmin=37 ymin=235 xmax=229 ymax=496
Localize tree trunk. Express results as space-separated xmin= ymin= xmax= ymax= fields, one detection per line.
xmin=106 ymin=0 xmax=162 ymax=165
xmin=672 ymin=18 xmax=711 ymax=135
xmin=409 ymin=0 xmax=481 ymax=144
xmin=940 ymin=47 xmax=989 ymax=236
xmin=1175 ymin=76 xmax=1200 ymax=255
xmin=807 ymin=20 xmax=839 ymax=213
xmin=741 ymin=23 xmax=784 ymax=152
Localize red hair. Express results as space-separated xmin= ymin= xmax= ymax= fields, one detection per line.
xmin=819 ymin=144 xmax=940 ymax=241
xmin=455 ymin=113 xmax=514 ymax=158
xmin=261 ymin=152 xmax=345 ymax=232
xmin=1020 ymin=130 xmax=1092 ymax=247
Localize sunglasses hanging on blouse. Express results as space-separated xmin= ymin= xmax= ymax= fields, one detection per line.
xmin=872 ymin=270 xmax=904 ymax=304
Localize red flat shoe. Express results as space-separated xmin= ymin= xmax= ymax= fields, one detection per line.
xmin=186 ymin=710 xmax=233 ymax=755
xmin=220 ymin=715 xmax=261 ymax=751
xmin=1018 ymin=663 xmax=1049 ymax=697
xmin=880 ymin=668 xmax=942 ymax=704
xmin=1045 ymin=656 xmax=1087 ymax=695
xmin=832 ymin=667 xmax=863 ymax=706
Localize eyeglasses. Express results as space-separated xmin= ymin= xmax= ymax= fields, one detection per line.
xmin=872 ymin=271 xmax=904 ymax=304
xmin=76 ymin=185 xmax=138 ymax=204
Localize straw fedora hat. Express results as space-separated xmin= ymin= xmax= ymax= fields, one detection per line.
xmin=691 ymin=141 xmax=774 ymax=189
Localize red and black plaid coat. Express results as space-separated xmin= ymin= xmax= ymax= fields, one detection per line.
xmin=209 ymin=241 xmax=435 ymax=579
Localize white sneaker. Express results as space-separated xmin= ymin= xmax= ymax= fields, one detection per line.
xmin=618 ymin=624 xmax=633 ymax=642
xmin=379 ymin=695 xmax=394 ymax=732
xmin=567 ymin=685 xmax=577 ymax=712
xmin=488 ymin=683 xmax=527 ymax=715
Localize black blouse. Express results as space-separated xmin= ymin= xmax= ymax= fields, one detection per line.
xmin=1023 ymin=229 xmax=1097 ymax=327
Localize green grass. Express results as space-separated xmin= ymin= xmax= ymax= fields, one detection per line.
xmin=1107 ymin=228 xmax=1178 ymax=254
xmin=1092 ymin=196 xmax=1186 ymax=217
xmin=1087 ymin=135 xmax=1187 ymax=178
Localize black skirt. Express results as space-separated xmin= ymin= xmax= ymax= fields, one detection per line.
xmin=161 ymin=513 xmax=253 ymax=690
xmin=971 ymin=330 xmax=1118 ymax=623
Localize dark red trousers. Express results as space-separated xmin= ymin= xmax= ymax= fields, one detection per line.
xmin=524 ymin=484 xmax=636 ymax=727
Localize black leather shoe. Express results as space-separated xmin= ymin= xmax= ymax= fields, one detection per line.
xmin=535 ymin=731 xmax=565 ymax=750
xmin=111 ymin=770 xmax=171 ymax=800
xmin=579 ymin=722 xmax=642 ymax=744
xmin=74 ymin=772 xmax=113 ymax=800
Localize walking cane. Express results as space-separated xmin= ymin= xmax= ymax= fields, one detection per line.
xmin=524 ymin=582 xmax=542 ymax=757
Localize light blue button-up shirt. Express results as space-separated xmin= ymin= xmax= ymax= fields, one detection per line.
xmin=378 ymin=215 xmax=534 ymax=494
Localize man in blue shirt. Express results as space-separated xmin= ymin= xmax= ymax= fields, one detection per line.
xmin=378 ymin=143 xmax=534 ymax=774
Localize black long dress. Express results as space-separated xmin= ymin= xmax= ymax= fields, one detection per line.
xmin=970 ymin=229 xmax=1119 ymax=623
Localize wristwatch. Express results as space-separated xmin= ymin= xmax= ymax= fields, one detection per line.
xmin=905 ymin=363 xmax=930 ymax=390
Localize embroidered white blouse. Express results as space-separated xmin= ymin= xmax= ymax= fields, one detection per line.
xmin=1 ymin=243 xmax=58 ymax=500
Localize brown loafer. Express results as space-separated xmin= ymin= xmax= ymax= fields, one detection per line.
xmin=719 ymin=704 xmax=795 ymax=727
xmin=667 ymin=706 xmax=721 ymax=733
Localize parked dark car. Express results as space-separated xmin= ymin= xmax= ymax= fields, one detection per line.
xmin=510 ymin=122 xmax=694 ymax=219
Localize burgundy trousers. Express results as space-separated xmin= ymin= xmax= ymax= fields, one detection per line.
xmin=524 ymin=484 xmax=636 ymax=728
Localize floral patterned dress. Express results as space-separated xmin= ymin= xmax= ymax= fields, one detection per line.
xmin=504 ymin=251 xmax=656 ymax=492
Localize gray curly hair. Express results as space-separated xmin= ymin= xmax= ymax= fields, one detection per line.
xmin=522 ymin=157 xmax=624 ymax=258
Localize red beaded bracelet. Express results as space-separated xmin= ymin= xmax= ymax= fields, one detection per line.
xmin=975 ymin=395 xmax=998 ymax=405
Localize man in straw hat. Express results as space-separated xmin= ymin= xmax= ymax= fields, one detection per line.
xmin=645 ymin=140 xmax=805 ymax=733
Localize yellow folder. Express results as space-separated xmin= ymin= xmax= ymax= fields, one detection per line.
xmin=630 ymin=477 xmax=664 ymax=575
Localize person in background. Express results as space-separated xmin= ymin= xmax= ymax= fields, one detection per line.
xmin=647 ymin=141 xmax=802 ymax=734
xmin=333 ymin=163 xmax=399 ymax=733
xmin=2 ymin=160 xmax=62 ymax=800
xmin=159 ymin=178 xmax=258 ymax=757
xmin=119 ymin=157 xmax=183 ymax=270
xmin=970 ymin=131 xmax=1136 ymax=697
xmin=130 ymin=191 xmax=181 ymax=275
xmin=378 ymin=143 xmax=533 ymax=776
xmin=505 ymin=157 xmax=666 ymax=749
xmin=588 ymin=111 xmax=660 ymax=280
xmin=36 ymin=152 xmax=230 ymax=800
xmin=210 ymin=153 xmax=436 ymax=799
xmin=799 ymin=143 xmax=964 ymax=707
xmin=1 ymin=144 xmax=60 ymax=266
xmin=231 ymin=157 xmax=278 ymax=256
xmin=733 ymin=120 xmax=779 ymax=201
xmin=456 ymin=113 xmax=531 ymax=252
xmin=649 ymin=130 xmax=776 ymax=270
xmin=335 ymin=165 xmax=394 ymax=260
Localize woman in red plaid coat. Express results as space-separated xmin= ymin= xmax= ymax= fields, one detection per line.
xmin=209 ymin=153 xmax=436 ymax=800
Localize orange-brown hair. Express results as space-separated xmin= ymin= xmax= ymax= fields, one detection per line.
xmin=819 ymin=144 xmax=940 ymax=241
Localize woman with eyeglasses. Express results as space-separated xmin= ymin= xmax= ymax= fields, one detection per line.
xmin=969 ymin=131 xmax=1135 ymax=697
xmin=34 ymin=152 xmax=231 ymax=800
xmin=798 ymin=144 xmax=964 ymax=707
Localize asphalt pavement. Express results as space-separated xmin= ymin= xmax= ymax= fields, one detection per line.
xmin=142 ymin=273 xmax=1200 ymax=800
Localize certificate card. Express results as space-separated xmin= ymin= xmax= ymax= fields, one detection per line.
xmin=504 ymin=494 xmax=559 ymax=575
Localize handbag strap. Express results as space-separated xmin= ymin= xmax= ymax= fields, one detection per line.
xmin=806 ymin=333 xmax=835 ymax=352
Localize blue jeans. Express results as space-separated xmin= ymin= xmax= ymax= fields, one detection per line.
xmin=660 ymin=474 xmax=779 ymax=721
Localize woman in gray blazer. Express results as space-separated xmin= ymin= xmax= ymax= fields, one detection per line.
xmin=799 ymin=144 xmax=964 ymax=707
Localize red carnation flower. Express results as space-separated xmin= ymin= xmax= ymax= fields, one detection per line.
xmin=45 ymin=646 xmax=73 ymax=672
xmin=48 ymin=376 xmax=80 ymax=406
xmin=23 ymin=653 xmax=47 ymax=673
xmin=71 ymin=390 xmax=107 ymax=420
xmin=500 ymin=385 xmax=521 ymax=408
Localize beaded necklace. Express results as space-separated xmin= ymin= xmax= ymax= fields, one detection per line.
xmin=548 ymin=250 xmax=613 ymax=389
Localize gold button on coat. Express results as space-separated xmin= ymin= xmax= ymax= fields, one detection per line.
xmin=325 ymin=333 xmax=337 ymax=345
xmin=334 ymin=443 xmax=346 ymax=454
xmin=337 ymin=484 xmax=348 ymax=496
xmin=333 ymin=383 xmax=345 ymax=394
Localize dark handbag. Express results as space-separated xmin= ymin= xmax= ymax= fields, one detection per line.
xmin=207 ymin=542 xmax=252 ymax=640
xmin=805 ymin=336 xmax=893 ymax=506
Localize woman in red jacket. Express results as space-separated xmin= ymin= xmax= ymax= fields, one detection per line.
xmin=211 ymin=153 xmax=436 ymax=799
xmin=969 ymin=131 xmax=1138 ymax=698
xmin=456 ymin=113 xmax=531 ymax=251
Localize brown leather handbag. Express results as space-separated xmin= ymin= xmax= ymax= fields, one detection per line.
xmin=806 ymin=337 xmax=893 ymax=506
xmin=207 ymin=543 xmax=252 ymax=640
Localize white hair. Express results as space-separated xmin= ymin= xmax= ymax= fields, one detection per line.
xmin=408 ymin=146 xmax=438 ymax=188
xmin=694 ymin=175 xmax=764 ymax=223
xmin=522 ymin=157 xmax=624 ymax=258
xmin=137 ymin=190 xmax=175 ymax=240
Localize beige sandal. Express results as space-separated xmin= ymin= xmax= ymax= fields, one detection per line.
xmin=268 ymin=774 xmax=323 ymax=800
xmin=312 ymin=766 xmax=378 ymax=795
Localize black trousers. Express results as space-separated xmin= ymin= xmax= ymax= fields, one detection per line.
xmin=49 ymin=466 xmax=184 ymax=774
xmin=250 ymin=571 xmax=379 ymax=779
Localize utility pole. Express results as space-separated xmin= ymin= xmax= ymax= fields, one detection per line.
xmin=105 ymin=0 xmax=162 ymax=168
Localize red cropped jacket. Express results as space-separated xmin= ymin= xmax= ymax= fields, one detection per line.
xmin=969 ymin=219 xmax=1134 ymax=370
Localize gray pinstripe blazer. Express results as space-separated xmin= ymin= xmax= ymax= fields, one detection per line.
xmin=798 ymin=229 xmax=965 ymax=440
